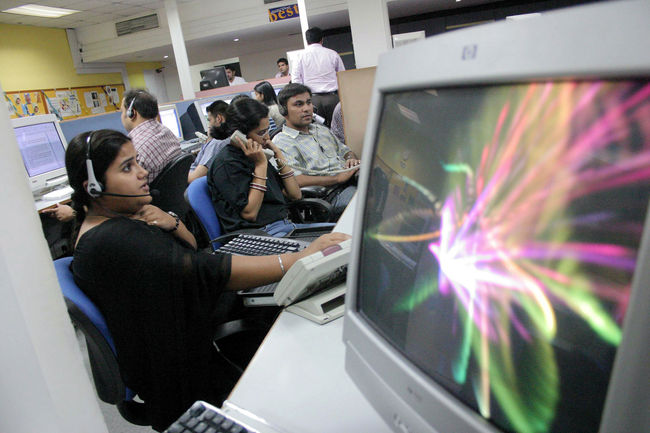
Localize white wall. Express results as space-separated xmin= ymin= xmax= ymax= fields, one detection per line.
xmin=0 ymin=85 xmax=108 ymax=432
xmin=76 ymin=0 xmax=344 ymax=63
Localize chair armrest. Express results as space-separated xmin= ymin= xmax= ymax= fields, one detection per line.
xmin=300 ymin=185 xmax=332 ymax=198
xmin=288 ymin=198 xmax=333 ymax=223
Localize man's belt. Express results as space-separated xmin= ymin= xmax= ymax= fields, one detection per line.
xmin=313 ymin=90 xmax=338 ymax=95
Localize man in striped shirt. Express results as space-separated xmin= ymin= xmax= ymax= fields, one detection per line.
xmin=120 ymin=89 xmax=181 ymax=183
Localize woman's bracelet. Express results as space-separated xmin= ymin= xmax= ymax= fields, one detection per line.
xmin=279 ymin=169 xmax=295 ymax=179
xmin=276 ymin=159 xmax=287 ymax=171
xmin=251 ymin=172 xmax=268 ymax=180
xmin=278 ymin=255 xmax=285 ymax=275
xmin=250 ymin=182 xmax=268 ymax=192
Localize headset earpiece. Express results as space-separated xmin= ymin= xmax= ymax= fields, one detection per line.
xmin=85 ymin=132 xmax=104 ymax=198
xmin=126 ymin=96 xmax=137 ymax=119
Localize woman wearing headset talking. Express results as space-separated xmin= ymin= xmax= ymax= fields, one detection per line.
xmin=65 ymin=129 xmax=348 ymax=431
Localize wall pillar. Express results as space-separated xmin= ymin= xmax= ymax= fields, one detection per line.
xmin=348 ymin=0 xmax=392 ymax=68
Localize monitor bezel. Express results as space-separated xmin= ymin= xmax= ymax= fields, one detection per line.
xmin=343 ymin=2 xmax=650 ymax=433
xmin=158 ymin=104 xmax=183 ymax=140
xmin=10 ymin=114 xmax=69 ymax=194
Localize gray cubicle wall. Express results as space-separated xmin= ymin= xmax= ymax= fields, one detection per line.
xmin=59 ymin=112 xmax=126 ymax=144
xmin=58 ymin=85 xmax=282 ymax=145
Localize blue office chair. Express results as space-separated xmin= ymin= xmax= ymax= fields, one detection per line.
xmin=54 ymin=256 xmax=273 ymax=425
xmin=185 ymin=177 xmax=334 ymax=251
xmin=53 ymin=257 xmax=150 ymax=426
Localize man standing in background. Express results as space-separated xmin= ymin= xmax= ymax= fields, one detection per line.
xmin=225 ymin=64 xmax=247 ymax=86
xmin=275 ymin=57 xmax=290 ymax=78
xmin=292 ymin=27 xmax=345 ymax=127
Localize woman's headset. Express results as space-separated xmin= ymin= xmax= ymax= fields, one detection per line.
xmin=85 ymin=132 xmax=104 ymax=198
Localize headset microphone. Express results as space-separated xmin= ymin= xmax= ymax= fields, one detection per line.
xmin=92 ymin=189 xmax=159 ymax=198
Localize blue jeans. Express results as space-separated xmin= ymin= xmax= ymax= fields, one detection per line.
xmin=262 ymin=218 xmax=334 ymax=238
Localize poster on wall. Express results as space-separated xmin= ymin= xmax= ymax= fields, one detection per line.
xmin=84 ymin=90 xmax=106 ymax=114
xmin=4 ymin=91 xmax=46 ymax=117
xmin=5 ymin=84 xmax=124 ymax=119
xmin=50 ymin=90 xmax=82 ymax=117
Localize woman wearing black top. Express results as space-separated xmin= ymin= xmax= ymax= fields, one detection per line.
xmin=66 ymin=129 xmax=347 ymax=430
xmin=207 ymin=98 xmax=331 ymax=236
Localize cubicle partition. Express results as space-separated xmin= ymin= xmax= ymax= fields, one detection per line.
xmin=57 ymin=77 xmax=290 ymax=145
xmin=59 ymin=111 xmax=126 ymax=144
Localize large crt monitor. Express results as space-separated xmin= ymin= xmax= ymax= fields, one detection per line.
xmin=343 ymin=2 xmax=650 ymax=433
xmin=158 ymin=104 xmax=183 ymax=140
xmin=11 ymin=114 xmax=69 ymax=194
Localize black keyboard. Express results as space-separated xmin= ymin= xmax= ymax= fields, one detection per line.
xmin=216 ymin=234 xmax=308 ymax=256
xmin=165 ymin=401 xmax=258 ymax=433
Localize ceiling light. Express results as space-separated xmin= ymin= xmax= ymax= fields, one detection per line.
xmin=164 ymin=55 xmax=169 ymax=59
xmin=233 ymin=38 xmax=240 ymax=42
xmin=2 ymin=4 xmax=79 ymax=18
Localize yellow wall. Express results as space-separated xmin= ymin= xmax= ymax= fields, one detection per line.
xmin=126 ymin=62 xmax=163 ymax=89
xmin=0 ymin=23 xmax=159 ymax=92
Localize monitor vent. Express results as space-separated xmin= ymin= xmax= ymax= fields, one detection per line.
xmin=115 ymin=14 xmax=159 ymax=37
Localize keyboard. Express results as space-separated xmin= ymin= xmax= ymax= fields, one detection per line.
xmin=216 ymin=234 xmax=310 ymax=298
xmin=216 ymin=234 xmax=309 ymax=256
xmin=41 ymin=185 xmax=74 ymax=201
xmin=165 ymin=401 xmax=259 ymax=433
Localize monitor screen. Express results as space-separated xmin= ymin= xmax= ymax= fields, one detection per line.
xmin=200 ymin=66 xmax=229 ymax=89
xmin=158 ymin=105 xmax=182 ymax=140
xmin=356 ymin=79 xmax=650 ymax=433
xmin=14 ymin=120 xmax=67 ymax=178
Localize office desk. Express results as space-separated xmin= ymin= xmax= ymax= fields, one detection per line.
xmin=222 ymin=313 xmax=391 ymax=433
xmin=220 ymin=196 xmax=392 ymax=433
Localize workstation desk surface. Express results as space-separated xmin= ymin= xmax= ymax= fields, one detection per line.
xmin=220 ymin=195 xmax=392 ymax=433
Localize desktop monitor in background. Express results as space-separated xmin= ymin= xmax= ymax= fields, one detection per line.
xmin=343 ymin=2 xmax=650 ymax=433
xmin=158 ymin=104 xmax=183 ymax=140
xmin=199 ymin=100 xmax=216 ymax=122
xmin=200 ymin=66 xmax=229 ymax=90
xmin=11 ymin=114 xmax=69 ymax=195
xmin=187 ymin=102 xmax=207 ymax=135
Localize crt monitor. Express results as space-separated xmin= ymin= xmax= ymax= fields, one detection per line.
xmin=342 ymin=1 xmax=650 ymax=433
xmin=158 ymin=104 xmax=183 ymax=140
xmin=11 ymin=114 xmax=69 ymax=194
xmin=200 ymin=66 xmax=229 ymax=90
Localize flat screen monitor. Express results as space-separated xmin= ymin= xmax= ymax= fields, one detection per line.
xmin=200 ymin=66 xmax=229 ymax=90
xmin=158 ymin=104 xmax=182 ymax=140
xmin=343 ymin=2 xmax=650 ymax=433
xmin=11 ymin=114 xmax=69 ymax=194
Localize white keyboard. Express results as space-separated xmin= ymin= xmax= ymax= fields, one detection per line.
xmin=41 ymin=185 xmax=74 ymax=201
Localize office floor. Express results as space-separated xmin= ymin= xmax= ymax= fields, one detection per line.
xmin=76 ymin=330 xmax=155 ymax=433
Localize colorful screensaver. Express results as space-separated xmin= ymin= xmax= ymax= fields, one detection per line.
xmin=358 ymin=80 xmax=650 ymax=433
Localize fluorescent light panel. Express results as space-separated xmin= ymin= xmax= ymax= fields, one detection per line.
xmin=2 ymin=4 xmax=79 ymax=18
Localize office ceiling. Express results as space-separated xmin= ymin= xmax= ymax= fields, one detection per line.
xmin=0 ymin=0 xmax=497 ymax=63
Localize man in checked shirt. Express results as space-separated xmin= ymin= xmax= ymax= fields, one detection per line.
xmin=273 ymin=83 xmax=360 ymax=218
xmin=120 ymin=89 xmax=181 ymax=184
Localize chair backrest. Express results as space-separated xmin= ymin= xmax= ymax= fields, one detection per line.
xmin=185 ymin=176 xmax=223 ymax=250
xmin=150 ymin=152 xmax=194 ymax=218
xmin=53 ymin=257 xmax=149 ymax=426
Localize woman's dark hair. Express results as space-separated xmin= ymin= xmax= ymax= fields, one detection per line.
xmin=212 ymin=98 xmax=269 ymax=140
xmin=253 ymin=81 xmax=278 ymax=106
xmin=65 ymin=129 xmax=131 ymax=223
